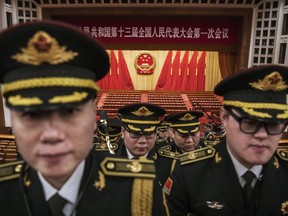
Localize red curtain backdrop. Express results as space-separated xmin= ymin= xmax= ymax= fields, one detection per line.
xmin=99 ymin=50 xmax=205 ymax=91
xmin=197 ymin=51 xmax=206 ymax=91
xmin=154 ymin=51 xmax=172 ymax=90
xmin=97 ymin=50 xmax=134 ymax=90
xmin=155 ymin=50 xmax=206 ymax=91
xmin=170 ymin=51 xmax=181 ymax=90
xmin=180 ymin=51 xmax=189 ymax=90
xmin=188 ymin=51 xmax=198 ymax=90
xmin=117 ymin=50 xmax=135 ymax=90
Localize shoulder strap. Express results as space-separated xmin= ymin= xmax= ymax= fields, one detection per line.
xmin=180 ymin=146 xmax=216 ymax=165
xmin=0 ymin=160 xmax=23 ymax=182
xmin=100 ymin=157 xmax=156 ymax=178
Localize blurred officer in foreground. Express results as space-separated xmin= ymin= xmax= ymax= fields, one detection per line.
xmin=164 ymin=65 xmax=288 ymax=216
xmin=0 ymin=20 xmax=167 ymax=216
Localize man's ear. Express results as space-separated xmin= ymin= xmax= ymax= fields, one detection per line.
xmin=220 ymin=106 xmax=229 ymax=127
xmin=121 ymin=126 xmax=125 ymax=138
xmin=93 ymin=98 xmax=98 ymax=109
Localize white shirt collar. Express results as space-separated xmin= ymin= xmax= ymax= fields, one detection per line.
xmin=126 ymin=148 xmax=148 ymax=159
xmin=226 ymin=145 xmax=262 ymax=179
xmin=38 ymin=160 xmax=85 ymax=204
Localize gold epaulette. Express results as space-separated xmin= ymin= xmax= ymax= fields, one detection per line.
xmin=0 ymin=160 xmax=23 ymax=182
xmin=157 ymin=148 xmax=180 ymax=159
xmin=180 ymin=147 xmax=216 ymax=165
xmin=94 ymin=142 xmax=119 ymax=151
xmin=276 ymin=149 xmax=288 ymax=161
xmin=100 ymin=157 xmax=156 ymax=178
xmin=159 ymin=144 xmax=172 ymax=151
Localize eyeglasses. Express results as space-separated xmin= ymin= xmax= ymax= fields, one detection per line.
xmin=128 ymin=131 xmax=156 ymax=139
xmin=227 ymin=109 xmax=287 ymax=135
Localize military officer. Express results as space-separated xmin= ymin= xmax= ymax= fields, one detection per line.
xmin=157 ymin=110 xmax=205 ymax=186
xmin=164 ymin=65 xmax=288 ymax=216
xmin=93 ymin=117 xmax=122 ymax=153
xmin=0 ymin=20 xmax=167 ymax=216
xmin=116 ymin=103 xmax=166 ymax=159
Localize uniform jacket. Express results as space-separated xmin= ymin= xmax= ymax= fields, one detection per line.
xmin=156 ymin=138 xmax=206 ymax=187
xmin=0 ymin=151 xmax=167 ymax=216
xmin=164 ymin=140 xmax=288 ymax=216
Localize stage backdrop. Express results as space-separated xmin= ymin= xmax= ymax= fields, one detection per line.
xmin=97 ymin=50 xmax=222 ymax=91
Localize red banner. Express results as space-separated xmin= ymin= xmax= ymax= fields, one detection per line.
xmin=59 ymin=16 xmax=239 ymax=46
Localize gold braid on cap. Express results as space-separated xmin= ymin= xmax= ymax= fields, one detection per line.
xmin=2 ymin=77 xmax=99 ymax=95
xmin=8 ymin=95 xmax=43 ymax=106
xmin=121 ymin=118 xmax=159 ymax=125
xmin=127 ymin=124 xmax=156 ymax=132
xmin=131 ymin=178 xmax=153 ymax=216
xmin=49 ymin=92 xmax=88 ymax=104
xmin=177 ymin=127 xmax=199 ymax=134
xmin=171 ymin=122 xmax=200 ymax=127
xmin=224 ymin=100 xmax=288 ymax=119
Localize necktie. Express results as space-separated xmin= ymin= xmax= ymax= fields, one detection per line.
xmin=242 ymin=170 xmax=255 ymax=207
xmin=48 ymin=193 xmax=67 ymax=216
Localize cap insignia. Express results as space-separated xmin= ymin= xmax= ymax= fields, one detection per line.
xmin=249 ymin=72 xmax=288 ymax=91
xmin=12 ymin=31 xmax=78 ymax=65
xmin=179 ymin=113 xmax=196 ymax=121
xmin=132 ymin=106 xmax=155 ymax=117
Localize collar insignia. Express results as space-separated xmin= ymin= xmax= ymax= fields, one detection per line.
xmin=273 ymin=156 xmax=279 ymax=169
xmin=12 ymin=31 xmax=78 ymax=65
xmin=94 ymin=171 xmax=106 ymax=191
xmin=215 ymin=152 xmax=222 ymax=164
xmin=179 ymin=113 xmax=196 ymax=121
xmin=249 ymin=72 xmax=288 ymax=91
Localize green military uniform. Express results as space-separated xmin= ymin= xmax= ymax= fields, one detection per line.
xmin=164 ymin=142 xmax=288 ymax=216
xmin=0 ymin=151 xmax=167 ymax=216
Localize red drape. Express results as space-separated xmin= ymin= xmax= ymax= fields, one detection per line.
xmin=118 ymin=50 xmax=135 ymax=90
xmin=109 ymin=50 xmax=118 ymax=89
xmin=170 ymin=51 xmax=181 ymax=90
xmin=197 ymin=51 xmax=206 ymax=91
xmin=180 ymin=51 xmax=189 ymax=90
xmin=188 ymin=51 xmax=198 ymax=90
xmin=154 ymin=51 xmax=172 ymax=90
xmin=98 ymin=50 xmax=134 ymax=90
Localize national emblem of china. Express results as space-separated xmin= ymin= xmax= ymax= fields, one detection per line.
xmin=134 ymin=52 xmax=156 ymax=74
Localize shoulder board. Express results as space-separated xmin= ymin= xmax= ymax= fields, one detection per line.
xmin=179 ymin=147 xmax=216 ymax=165
xmin=0 ymin=160 xmax=23 ymax=182
xmin=159 ymin=145 xmax=172 ymax=151
xmin=157 ymin=148 xmax=180 ymax=159
xmin=100 ymin=157 xmax=156 ymax=179
xmin=276 ymin=149 xmax=288 ymax=161
xmin=94 ymin=143 xmax=119 ymax=151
